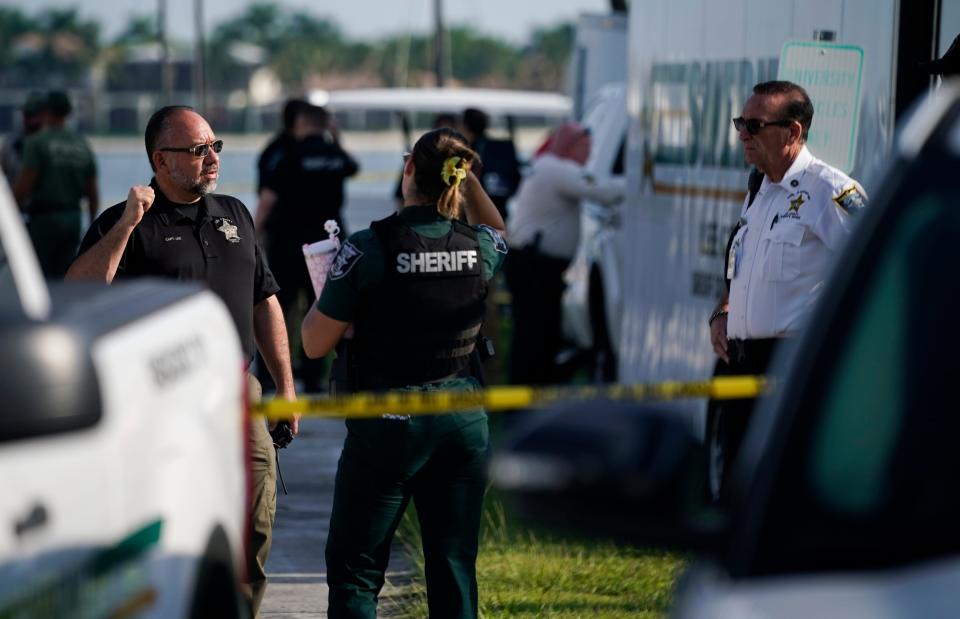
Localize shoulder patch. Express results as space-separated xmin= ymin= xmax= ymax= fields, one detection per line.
xmin=329 ymin=241 xmax=364 ymax=280
xmin=476 ymin=224 xmax=508 ymax=254
xmin=833 ymin=184 xmax=867 ymax=215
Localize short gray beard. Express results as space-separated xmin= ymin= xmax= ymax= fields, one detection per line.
xmin=169 ymin=166 xmax=218 ymax=197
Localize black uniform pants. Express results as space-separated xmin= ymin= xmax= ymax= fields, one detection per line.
xmin=325 ymin=381 xmax=489 ymax=619
xmin=504 ymin=244 xmax=571 ymax=385
xmin=706 ymin=337 xmax=779 ymax=501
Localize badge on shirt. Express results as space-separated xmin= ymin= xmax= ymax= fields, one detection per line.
xmin=215 ymin=218 xmax=241 ymax=243
xmin=783 ymin=190 xmax=810 ymax=219
xmin=833 ymin=184 xmax=867 ymax=215
xmin=477 ymin=224 xmax=508 ymax=254
xmin=329 ymin=241 xmax=363 ymax=280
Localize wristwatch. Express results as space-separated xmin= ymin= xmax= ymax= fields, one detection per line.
xmin=708 ymin=307 xmax=728 ymax=327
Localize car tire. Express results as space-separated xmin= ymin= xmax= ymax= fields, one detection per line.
xmin=188 ymin=527 xmax=247 ymax=619
xmin=589 ymin=268 xmax=618 ymax=383
xmin=706 ymin=405 xmax=726 ymax=502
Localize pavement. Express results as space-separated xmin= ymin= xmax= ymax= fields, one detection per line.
xmin=259 ymin=417 xmax=415 ymax=618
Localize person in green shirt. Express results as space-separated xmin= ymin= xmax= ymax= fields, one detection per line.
xmin=14 ymin=90 xmax=99 ymax=278
xmin=301 ymin=127 xmax=507 ymax=618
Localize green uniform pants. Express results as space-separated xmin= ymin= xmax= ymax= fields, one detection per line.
xmin=26 ymin=211 xmax=81 ymax=279
xmin=326 ymin=380 xmax=489 ymax=619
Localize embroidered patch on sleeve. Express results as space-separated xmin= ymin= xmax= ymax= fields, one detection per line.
xmin=329 ymin=241 xmax=364 ymax=280
xmin=476 ymin=224 xmax=508 ymax=254
xmin=833 ymin=184 xmax=867 ymax=214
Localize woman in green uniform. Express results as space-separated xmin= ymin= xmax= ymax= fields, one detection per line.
xmin=301 ymin=127 xmax=507 ymax=618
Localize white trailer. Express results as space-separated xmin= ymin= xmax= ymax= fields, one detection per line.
xmin=616 ymin=0 xmax=950 ymax=428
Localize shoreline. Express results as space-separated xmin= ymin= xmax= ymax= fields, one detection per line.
xmin=88 ymin=127 xmax=551 ymax=154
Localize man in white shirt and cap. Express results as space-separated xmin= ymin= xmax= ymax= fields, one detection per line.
xmin=706 ymin=80 xmax=867 ymax=500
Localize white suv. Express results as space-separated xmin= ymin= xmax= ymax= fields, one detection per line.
xmin=561 ymin=82 xmax=628 ymax=380
xmin=0 ymin=179 xmax=248 ymax=617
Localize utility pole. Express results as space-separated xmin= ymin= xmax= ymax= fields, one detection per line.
xmin=158 ymin=0 xmax=173 ymax=105
xmin=433 ymin=0 xmax=447 ymax=87
xmin=193 ymin=0 xmax=207 ymax=114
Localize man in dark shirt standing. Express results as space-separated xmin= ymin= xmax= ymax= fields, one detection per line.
xmin=461 ymin=107 xmax=521 ymax=222
xmin=255 ymin=104 xmax=359 ymax=392
xmin=66 ymin=105 xmax=296 ymax=617
xmin=257 ymin=98 xmax=308 ymax=194
xmin=15 ymin=91 xmax=99 ymax=278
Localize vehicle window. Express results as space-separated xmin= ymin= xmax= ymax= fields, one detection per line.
xmin=807 ymin=199 xmax=946 ymax=513
xmin=0 ymin=233 xmax=18 ymax=315
xmin=748 ymin=187 xmax=960 ymax=576
xmin=611 ymin=136 xmax=626 ymax=176
xmin=581 ymin=96 xmax=610 ymax=134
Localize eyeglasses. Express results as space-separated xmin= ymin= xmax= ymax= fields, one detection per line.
xmin=402 ymin=152 xmax=412 ymax=163
xmin=160 ymin=139 xmax=224 ymax=157
xmin=732 ymin=117 xmax=794 ymax=135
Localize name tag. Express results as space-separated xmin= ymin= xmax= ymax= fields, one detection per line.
xmin=728 ymin=225 xmax=747 ymax=280
xmin=396 ymin=250 xmax=478 ymax=274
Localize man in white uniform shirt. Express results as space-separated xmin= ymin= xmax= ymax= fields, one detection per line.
xmin=706 ymin=80 xmax=867 ymax=500
xmin=505 ymin=122 xmax=624 ymax=385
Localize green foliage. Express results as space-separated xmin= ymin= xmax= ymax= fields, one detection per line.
xmin=113 ymin=15 xmax=157 ymax=46
xmin=0 ymin=6 xmax=99 ymax=83
xmin=391 ymin=496 xmax=685 ymax=619
xmin=529 ymin=22 xmax=575 ymax=67
xmin=0 ymin=7 xmax=34 ymax=69
xmin=448 ymin=27 xmax=518 ymax=83
xmin=206 ymin=3 xmax=369 ymax=88
xmin=202 ymin=5 xmax=574 ymax=90
xmin=5 ymin=4 xmax=576 ymax=92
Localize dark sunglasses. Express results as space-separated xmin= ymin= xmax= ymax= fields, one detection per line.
xmin=160 ymin=139 xmax=224 ymax=157
xmin=732 ymin=117 xmax=794 ymax=135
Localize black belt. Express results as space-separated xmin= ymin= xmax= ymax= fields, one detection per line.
xmin=727 ymin=338 xmax=779 ymax=366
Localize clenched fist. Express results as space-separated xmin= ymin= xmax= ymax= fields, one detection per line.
xmin=120 ymin=185 xmax=155 ymax=228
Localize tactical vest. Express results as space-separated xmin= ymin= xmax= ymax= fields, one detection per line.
xmin=351 ymin=213 xmax=487 ymax=390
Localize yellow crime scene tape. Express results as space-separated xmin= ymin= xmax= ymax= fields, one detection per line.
xmin=254 ymin=375 xmax=769 ymax=420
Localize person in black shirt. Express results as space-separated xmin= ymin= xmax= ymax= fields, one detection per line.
xmin=258 ymin=98 xmax=308 ymax=193
xmin=66 ymin=105 xmax=296 ymax=617
xmin=255 ymin=104 xmax=359 ymax=392
xmin=461 ymin=107 xmax=521 ymax=222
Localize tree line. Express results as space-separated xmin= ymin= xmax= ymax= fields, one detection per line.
xmin=0 ymin=4 xmax=574 ymax=92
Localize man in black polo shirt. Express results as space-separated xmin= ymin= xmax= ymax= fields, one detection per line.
xmin=255 ymin=104 xmax=359 ymax=392
xmin=66 ymin=105 xmax=295 ymax=617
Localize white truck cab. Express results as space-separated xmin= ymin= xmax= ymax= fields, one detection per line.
xmin=0 ymin=178 xmax=248 ymax=617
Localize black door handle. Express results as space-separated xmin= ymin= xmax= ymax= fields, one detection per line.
xmin=15 ymin=504 xmax=48 ymax=537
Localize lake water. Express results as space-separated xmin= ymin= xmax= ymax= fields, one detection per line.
xmin=91 ymin=128 xmax=545 ymax=233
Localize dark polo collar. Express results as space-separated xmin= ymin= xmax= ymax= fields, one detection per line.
xmin=399 ymin=204 xmax=444 ymax=221
xmin=149 ymin=177 xmax=229 ymax=226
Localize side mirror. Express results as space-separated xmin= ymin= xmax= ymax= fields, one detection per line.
xmin=491 ymin=400 xmax=729 ymax=552
xmin=0 ymin=319 xmax=101 ymax=444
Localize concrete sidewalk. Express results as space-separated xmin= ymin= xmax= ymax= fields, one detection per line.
xmin=259 ymin=418 xmax=415 ymax=618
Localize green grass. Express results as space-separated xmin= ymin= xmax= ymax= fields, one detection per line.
xmin=388 ymin=496 xmax=686 ymax=619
